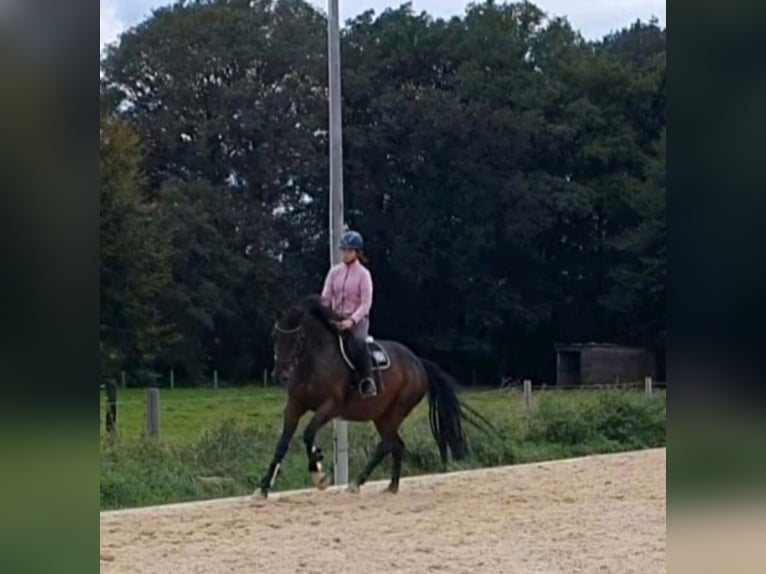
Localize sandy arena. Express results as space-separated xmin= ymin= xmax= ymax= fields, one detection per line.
xmin=100 ymin=448 xmax=665 ymax=574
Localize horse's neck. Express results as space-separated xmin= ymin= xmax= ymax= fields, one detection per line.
xmin=295 ymin=317 xmax=341 ymax=388
xmin=303 ymin=315 xmax=337 ymax=352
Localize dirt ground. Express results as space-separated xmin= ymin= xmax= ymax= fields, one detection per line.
xmin=100 ymin=448 xmax=665 ymax=574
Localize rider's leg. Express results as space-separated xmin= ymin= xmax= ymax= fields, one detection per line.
xmin=350 ymin=318 xmax=376 ymax=397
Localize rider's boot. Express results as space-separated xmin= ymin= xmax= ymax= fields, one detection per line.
xmin=355 ymin=344 xmax=377 ymax=398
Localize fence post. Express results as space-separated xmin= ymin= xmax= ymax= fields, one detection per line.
xmin=263 ymin=369 xmax=268 ymax=388
xmin=145 ymin=387 xmax=160 ymax=438
xmin=120 ymin=370 xmax=126 ymax=389
xmin=644 ymin=376 xmax=653 ymax=397
xmin=105 ymin=379 xmax=117 ymax=439
xmin=170 ymin=369 xmax=175 ymax=390
xmin=213 ymin=370 xmax=219 ymax=389
xmin=523 ymin=379 xmax=533 ymax=415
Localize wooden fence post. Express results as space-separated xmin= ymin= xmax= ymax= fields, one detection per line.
xmin=523 ymin=379 xmax=533 ymax=415
xmin=120 ymin=370 xmax=126 ymax=389
xmin=263 ymin=369 xmax=268 ymax=388
xmin=145 ymin=387 xmax=160 ymax=438
xmin=644 ymin=376 xmax=653 ymax=397
xmin=213 ymin=370 xmax=219 ymax=389
xmin=170 ymin=369 xmax=175 ymax=390
xmin=105 ymin=379 xmax=117 ymax=439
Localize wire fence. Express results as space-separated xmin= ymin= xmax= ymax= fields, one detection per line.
xmin=100 ymin=380 xmax=663 ymax=405
xmin=101 ymin=376 xmax=664 ymax=441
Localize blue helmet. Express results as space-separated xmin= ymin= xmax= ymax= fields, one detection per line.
xmin=339 ymin=230 xmax=364 ymax=250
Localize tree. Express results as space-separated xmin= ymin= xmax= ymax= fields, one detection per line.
xmin=101 ymin=0 xmax=331 ymax=382
xmin=99 ymin=1 xmax=666 ymax=385
xmin=100 ymin=115 xmax=175 ymax=379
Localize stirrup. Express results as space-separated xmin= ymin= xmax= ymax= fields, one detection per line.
xmin=358 ymin=378 xmax=377 ymax=397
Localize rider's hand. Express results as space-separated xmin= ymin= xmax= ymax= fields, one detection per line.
xmin=339 ymin=319 xmax=354 ymax=331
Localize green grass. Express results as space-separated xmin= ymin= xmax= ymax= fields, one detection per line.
xmin=100 ymin=387 xmax=288 ymax=444
xmin=100 ymin=385 xmax=666 ymax=510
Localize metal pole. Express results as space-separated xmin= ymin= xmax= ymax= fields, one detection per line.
xmin=328 ymin=0 xmax=348 ymax=486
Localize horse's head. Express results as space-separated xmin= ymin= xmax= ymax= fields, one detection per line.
xmin=272 ymin=303 xmax=306 ymax=385
xmin=272 ymin=296 xmax=341 ymax=385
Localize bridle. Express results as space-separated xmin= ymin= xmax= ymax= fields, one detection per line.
xmin=272 ymin=321 xmax=305 ymax=372
xmin=273 ymin=323 xmax=302 ymax=335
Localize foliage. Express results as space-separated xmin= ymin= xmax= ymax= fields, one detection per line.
xmin=100 ymin=116 xmax=176 ymax=379
xmin=100 ymin=386 xmax=665 ymax=509
xmin=99 ymin=1 xmax=666 ymax=384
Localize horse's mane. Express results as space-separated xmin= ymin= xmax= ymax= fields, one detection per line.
xmin=300 ymin=295 xmax=341 ymax=335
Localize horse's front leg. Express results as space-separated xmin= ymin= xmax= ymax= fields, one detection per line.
xmin=256 ymin=399 xmax=305 ymax=499
xmin=303 ymin=400 xmax=340 ymax=490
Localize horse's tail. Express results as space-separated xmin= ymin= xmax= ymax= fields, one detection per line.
xmin=422 ymin=358 xmax=465 ymax=464
xmin=422 ymin=358 xmax=502 ymax=466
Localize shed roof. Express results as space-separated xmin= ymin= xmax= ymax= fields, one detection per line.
xmin=554 ymin=342 xmax=648 ymax=352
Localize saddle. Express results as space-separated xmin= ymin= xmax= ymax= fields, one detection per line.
xmin=338 ymin=335 xmax=392 ymax=372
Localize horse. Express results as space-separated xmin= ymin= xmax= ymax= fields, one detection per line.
xmin=256 ymin=295 xmax=494 ymax=498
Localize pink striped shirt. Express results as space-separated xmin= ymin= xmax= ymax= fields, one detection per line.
xmin=320 ymin=260 xmax=373 ymax=324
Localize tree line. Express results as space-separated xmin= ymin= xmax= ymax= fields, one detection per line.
xmin=100 ymin=0 xmax=666 ymax=386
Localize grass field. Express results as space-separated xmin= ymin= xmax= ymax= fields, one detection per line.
xmin=100 ymin=385 xmax=666 ymax=510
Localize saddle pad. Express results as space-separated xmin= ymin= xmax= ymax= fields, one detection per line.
xmin=338 ymin=336 xmax=392 ymax=371
xmin=367 ymin=340 xmax=391 ymax=370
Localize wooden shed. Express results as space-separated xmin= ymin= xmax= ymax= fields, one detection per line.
xmin=554 ymin=343 xmax=656 ymax=387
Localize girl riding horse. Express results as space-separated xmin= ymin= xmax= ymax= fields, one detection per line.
xmin=320 ymin=230 xmax=377 ymax=397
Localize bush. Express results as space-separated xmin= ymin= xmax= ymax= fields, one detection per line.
xmin=100 ymin=388 xmax=666 ymax=509
xmin=591 ymin=392 xmax=666 ymax=448
xmin=528 ymin=396 xmax=595 ymax=445
xmin=524 ymin=390 xmax=665 ymax=453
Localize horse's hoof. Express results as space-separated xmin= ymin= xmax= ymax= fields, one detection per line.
xmin=346 ymin=483 xmax=360 ymax=494
xmin=254 ymin=489 xmax=268 ymax=500
xmin=312 ymin=472 xmax=330 ymax=490
xmin=384 ymin=484 xmax=399 ymax=494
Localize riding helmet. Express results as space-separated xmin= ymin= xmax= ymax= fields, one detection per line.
xmin=339 ymin=230 xmax=364 ymax=250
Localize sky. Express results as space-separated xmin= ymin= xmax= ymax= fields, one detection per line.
xmin=101 ymin=0 xmax=666 ymax=52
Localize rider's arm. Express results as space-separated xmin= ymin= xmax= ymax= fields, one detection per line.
xmin=320 ymin=266 xmax=335 ymax=307
xmin=350 ymin=269 xmax=373 ymax=325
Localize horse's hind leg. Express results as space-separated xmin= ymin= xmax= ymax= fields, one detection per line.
xmin=350 ymin=415 xmax=402 ymax=493
xmin=349 ymin=438 xmax=391 ymax=493
xmin=387 ymin=433 xmax=405 ymax=494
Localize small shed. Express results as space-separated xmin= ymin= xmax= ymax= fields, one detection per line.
xmin=554 ymin=343 xmax=655 ymax=387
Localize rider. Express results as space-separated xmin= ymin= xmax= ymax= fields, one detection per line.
xmin=320 ymin=230 xmax=377 ymax=397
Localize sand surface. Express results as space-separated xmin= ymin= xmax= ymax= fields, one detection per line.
xmin=100 ymin=448 xmax=666 ymax=574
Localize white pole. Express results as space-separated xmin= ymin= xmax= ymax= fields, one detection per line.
xmin=644 ymin=376 xmax=653 ymax=397
xmin=328 ymin=0 xmax=349 ymax=486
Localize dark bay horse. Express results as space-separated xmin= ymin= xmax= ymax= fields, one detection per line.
xmin=256 ymin=295 xmax=492 ymax=498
